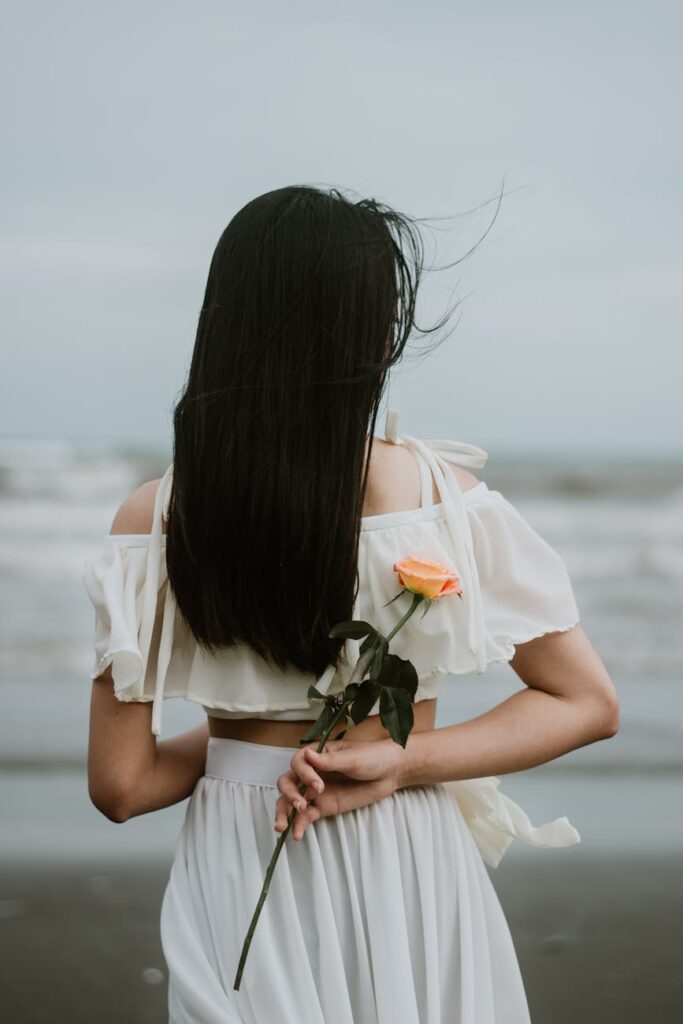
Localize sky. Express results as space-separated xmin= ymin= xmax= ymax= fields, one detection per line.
xmin=1 ymin=0 xmax=682 ymax=456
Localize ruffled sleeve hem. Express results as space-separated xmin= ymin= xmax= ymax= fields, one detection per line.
xmin=89 ymin=647 xmax=146 ymax=699
xmin=411 ymin=615 xmax=581 ymax=682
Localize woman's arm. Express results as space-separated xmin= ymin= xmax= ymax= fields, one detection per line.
xmin=87 ymin=478 xmax=209 ymax=823
xmin=275 ymin=624 xmax=619 ymax=839
xmin=397 ymin=624 xmax=618 ymax=787
xmin=88 ymin=672 xmax=209 ymax=822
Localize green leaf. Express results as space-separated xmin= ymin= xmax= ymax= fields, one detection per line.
xmin=349 ymin=679 xmax=381 ymax=726
xmin=299 ymin=702 xmax=335 ymax=743
xmin=376 ymin=653 xmax=419 ymax=700
xmin=382 ymin=589 xmax=407 ymax=609
xmin=328 ymin=620 xmax=376 ymax=640
xmin=379 ymin=687 xmax=415 ymax=748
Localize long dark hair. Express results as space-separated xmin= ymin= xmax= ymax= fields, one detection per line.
xmin=166 ymin=183 xmax=499 ymax=679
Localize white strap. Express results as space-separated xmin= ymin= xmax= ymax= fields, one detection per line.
xmin=140 ymin=462 xmax=175 ymax=737
xmin=385 ymin=407 xmax=489 ymax=470
xmin=317 ymin=407 xmax=492 ymax=694
xmin=384 ymin=407 xmax=490 ymax=672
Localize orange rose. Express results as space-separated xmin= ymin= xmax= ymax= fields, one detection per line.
xmin=394 ymin=555 xmax=463 ymax=600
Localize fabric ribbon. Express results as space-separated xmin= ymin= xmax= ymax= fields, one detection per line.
xmin=141 ymin=462 xmax=175 ymax=737
xmin=316 ymin=406 xmax=491 ymax=698
xmin=383 ymin=406 xmax=490 ymax=673
xmin=443 ymin=776 xmax=581 ymax=868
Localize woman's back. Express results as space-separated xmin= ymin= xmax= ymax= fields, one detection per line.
xmin=82 ymin=186 xmax=617 ymax=1023
xmin=83 ymin=409 xmax=582 ymax=740
xmin=107 ymin=419 xmax=480 ymax=552
xmin=98 ymin=410 xmax=483 ymax=748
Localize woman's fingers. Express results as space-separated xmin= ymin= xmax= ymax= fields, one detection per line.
xmin=274 ymin=791 xmax=300 ymax=832
xmin=302 ymin=744 xmax=362 ymax=779
xmin=274 ymin=784 xmax=324 ymax=838
xmin=273 ymin=738 xmax=398 ymax=840
xmin=275 ymin=777 xmax=391 ymax=839
xmin=274 ymin=766 xmax=321 ymax=836
xmin=276 ymin=769 xmax=307 ymax=808
xmin=290 ymin=746 xmax=326 ymax=794
xmin=291 ymin=801 xmax=322 ymax=841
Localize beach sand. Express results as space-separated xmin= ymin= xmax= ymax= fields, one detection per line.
xmin=1 ymin=851 xmax=681 ymax=1023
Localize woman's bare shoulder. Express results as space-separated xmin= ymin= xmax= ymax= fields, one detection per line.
xmin=107 ymin=442 xmax=481 ymax=534
xmin=365 ymin=439 xmax=480 ymax=514
xmin=109 ymin=478 xmax=163 ymax=535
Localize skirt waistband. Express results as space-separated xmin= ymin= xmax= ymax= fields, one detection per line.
xmin=204 ymin=736 xmax=299 ymax=786
xmin=202 ymin=744 xmax=582 ymax=870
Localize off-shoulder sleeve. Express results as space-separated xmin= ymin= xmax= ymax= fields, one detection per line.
xmin=82 ymin=533 xmax=180 ymax=740
xmin=82 ymin=540 xmax=160 ymax=701
xmin=82 ymin=463 xmax=177 ymax=735
xmin=467 ymin=488 xmax=580 ymax=659
xmin=333 ymin=483 xmax=581 ymax=697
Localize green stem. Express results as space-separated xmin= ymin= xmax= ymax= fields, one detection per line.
xmin=233 ymin=643 xmax=376 ymax=990
xmin=386 ymin=591 xmax=425 ymax=643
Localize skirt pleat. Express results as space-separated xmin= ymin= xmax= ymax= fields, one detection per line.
xmin=160 ymin=738 xmax=531 ymax=1024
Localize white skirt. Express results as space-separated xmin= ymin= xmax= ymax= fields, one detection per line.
xmin=160 ymin=737 xmax=532 ymax=1024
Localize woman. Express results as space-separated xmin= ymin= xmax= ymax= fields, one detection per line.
xmin=83 ymin=185 xmax=619 ymax=1023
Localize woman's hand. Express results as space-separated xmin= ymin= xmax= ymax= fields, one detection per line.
xmin=274 ymin=737 xmax=405 ymax=841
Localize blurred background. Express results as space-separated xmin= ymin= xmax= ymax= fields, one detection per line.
xmin=1 ymin=1 xmax=682 ymax=1021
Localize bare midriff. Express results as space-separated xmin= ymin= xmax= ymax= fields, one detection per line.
xmin=207 ymin=697 xmax=437 ymax=748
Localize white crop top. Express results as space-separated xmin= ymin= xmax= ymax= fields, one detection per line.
xmin=82 ymin=408 xmax=580 ymax=739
